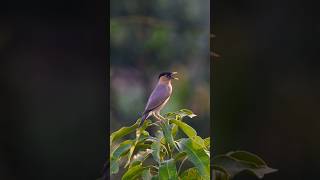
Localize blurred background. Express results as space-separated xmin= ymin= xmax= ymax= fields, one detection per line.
xmin=213 ymin=0 xmax=320 ymax=180
xmin=110 ymin=0 xmax=210 ymax=136
xmin=110 ymin=0 xmax=210 ymax=178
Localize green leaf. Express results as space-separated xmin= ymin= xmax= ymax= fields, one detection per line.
xmin=125 ymin=139 xmax=139 ymax=168
xmin=159 ymin=159 xmax=178 ymax=180
xmin=130 ymin=149 xmax=153 ymax=168
xmin=190 ymin=136 xmax=206 ymax=150
xmin=213 ymin=155 xmax=277 ymax=179
xmin=135 ymin=143 xmax=151 ymax=152
xmin=151 ymin=175 xmax=159 ymax=180
xmin=170 ymin=119 xmax=197 ymax=138
xmin=137 ymin=120 xmax=152 ymax=135
xmin=164 ymin=112 xmax=178 ymax=119
xmin=142 ymin=130 xmax=150 ymax=136
xmin=151 ymin=141 xmax=161 ymax=163
xmin=173 ymin=152 xmax=187 ymax=162
xmin=110 ymin=140 xmax=133 ymax=174
xmin=160 ymin=121 xmax=176 ymax=148
xmin=125 ymin=120 xmax=152 ymax=168
xmin=122 ymin=164 xmax=147 ymax=180
xmin=125 ymin=144 xmax=136 ymax=168
xmin=180 ymin=168 xmax=204 ymax=180
xmin=164 ymin=109 xmax=197 ymax=119
xmin=204 ymin=137 xmax=210 ymax=150
xmin=110 ymin=159 xmax=119 ymax=174
xmin=227 ymin=151 xmax=266 ymax=166
xmin=179 ymin=109 xmax=197 ymax=118
xmin=172 ymin=124 xmax=178 ymax=137
xmin=110 ymin=119 xmax=141 ymax=144
xmin=170 ymin=120 xmax=207 ymax=151
xmin=177 ymin=138 xmax=210 ymax=179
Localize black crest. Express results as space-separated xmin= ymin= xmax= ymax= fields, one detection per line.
xmin=158 ymin=72 xmax=172 ymax=79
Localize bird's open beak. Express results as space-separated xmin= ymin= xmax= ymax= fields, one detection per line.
xmin=171 ymin=72 xmax=179 ymax=80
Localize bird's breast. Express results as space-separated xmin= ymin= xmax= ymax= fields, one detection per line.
xmin=154 ymin=96 xmax=170 ymax=112
xmin=168 ymin=82 xmax=172 ymax=94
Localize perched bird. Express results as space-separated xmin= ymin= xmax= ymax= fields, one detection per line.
xmin=140 ymin=72 xmax=178 ymax=125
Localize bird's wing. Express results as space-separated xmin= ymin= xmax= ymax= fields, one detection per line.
xmin=143 ymin=84 xmax=171 ymax=113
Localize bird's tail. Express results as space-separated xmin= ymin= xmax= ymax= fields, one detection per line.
xmin=140 ymin=112 xmax=150 ymax=126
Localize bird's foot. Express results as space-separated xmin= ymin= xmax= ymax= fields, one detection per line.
xmin=153 ymin=113 xmax=162 ymax=121
xmin=157 ymin=114 xmax=166 ymax=121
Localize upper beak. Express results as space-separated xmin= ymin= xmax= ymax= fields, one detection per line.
xmin=171 ymin=72 xmax=179 ymax=80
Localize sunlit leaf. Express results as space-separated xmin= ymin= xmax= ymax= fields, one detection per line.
xmin=158 ymin=159 xmax=178 ymax=180
xmin=190 ymin=136 xmax=206 ymax=150
xmin=204 ymin=137 xmax=210 ymax=150
xmin=160 ymin=120 xmax=176 ymax=149
xmin=172 ymin=124 xmax=178 ymax=137
xmin=177 ymin=138 xmax=210 ymax=179
xmin=179 ymin=109 xmax=197 ymax=118
xmin=110 ymin=140 xmax=133 ymax=174
xmin=125 ymin=142 xmax=137 ymax=167
xmin=125 ymin=120 xmax=152 ymax=168
xmin=164 ymin=112 xmax=177 ymax=118
xmin=180 ymin=167 xmax=204 ymax=180
xmin=135 ymin=143 xmax=151 ymax=152
xmin=165 ymin=109 xmax=197 ymax=119
xmin=138 ymin=120 xmax=152 ymax=134
xmin=151 ymin=141 xmax=161 ymax=163
xmin=170 ymin=119 xmax=197 ymax=138
xmin=109 ymin=109 xmax=276 ymax=180
xmin=130 ymin=149 xmax=153 ymax=168
xmin=110 ymin=119 xmax=141 ymax=144
xmin=122 ymin=164 xmax=147 ymax=180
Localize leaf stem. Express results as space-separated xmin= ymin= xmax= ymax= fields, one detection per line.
xmin=178 ymin=157 xmax=188 ymax=175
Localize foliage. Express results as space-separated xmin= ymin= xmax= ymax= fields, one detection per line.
xmin=108 ymin=109 xmax=276 ymax=179
xmin=213 ymin=151 xmax=277 ymax=180
xmin=109 ymin=109 xmax=208 ymax=179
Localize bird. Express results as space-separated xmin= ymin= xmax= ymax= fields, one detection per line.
xmin=140 ymin=72 xmax=178 ymax=125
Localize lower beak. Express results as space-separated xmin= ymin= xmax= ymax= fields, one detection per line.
xmin=171 ymin=72 xmax=179 ymax=80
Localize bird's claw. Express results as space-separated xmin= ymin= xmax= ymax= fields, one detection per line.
xmin=158 ymin=115 xmax=166 ymax=121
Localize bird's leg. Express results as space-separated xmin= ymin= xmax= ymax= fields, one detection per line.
xmin=156 ymin=112 xmax=166 ymax=121
xmin=152 ymin=112 xmax=162 ymax=121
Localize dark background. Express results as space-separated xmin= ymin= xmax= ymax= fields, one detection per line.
xmin=0 ymin=0 xmax=107 ymax=179
xmin=213 ymin=0 xmax=320 ymax=180
xmin=1 ymin=0 xmax=319 ymax=180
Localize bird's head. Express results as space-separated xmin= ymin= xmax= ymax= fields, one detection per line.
xmin=158 ymin=72 xmax=179 ymax=82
